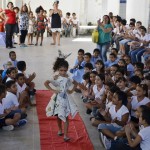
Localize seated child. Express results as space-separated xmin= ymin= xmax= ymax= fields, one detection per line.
xmin=105 ymin=53 xmax=118 ymax=68
xmin=91 ymin=48 xmax=101 ymax=66
xmin=0 ymin=84 xmax=26 ymax=131
xmin=5 ymin=67 xmax=17 ymax=83
xmin=93 ymin=60 xmax=105 ymax=74
xmin=16 ymin=73 xmax=36 ymax=107
xmin=98 ymin=91 xmax=129 ymax=148
xmin=17 ymin=61 xmax=36 ymax=95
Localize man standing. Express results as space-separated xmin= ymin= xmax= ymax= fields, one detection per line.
xmin=50 ymin=0 xmax=62 ymax=46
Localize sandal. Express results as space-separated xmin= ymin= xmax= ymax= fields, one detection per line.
xmin=64 ymin=137 xmax=70 ymax=142
xmin=57 ymin=131 xmax=63 ymax=136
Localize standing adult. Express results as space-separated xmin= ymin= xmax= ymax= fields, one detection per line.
xmin=0 ymin=2 xmax=16 ymax=49
xmin=97 ymin=15 xmax=113 ymax=62
xmin=50 ymin=0 xmax=62 ymax=46
xmin=19 ymin=3 xmax=29 ymax=47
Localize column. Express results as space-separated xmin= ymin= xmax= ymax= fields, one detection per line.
xmin=126 ymin=0 xmax=150 ymax=27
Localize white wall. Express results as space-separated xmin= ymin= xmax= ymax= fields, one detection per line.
xmin=126 ymin=0 xmax=150 ymax=27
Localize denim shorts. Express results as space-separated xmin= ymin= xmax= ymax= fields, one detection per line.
xmin=98 ymin=123 xmax=122 ymax=133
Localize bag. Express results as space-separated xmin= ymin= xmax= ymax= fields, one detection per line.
xmin=92 ymin=30 xmax=99 ymax=43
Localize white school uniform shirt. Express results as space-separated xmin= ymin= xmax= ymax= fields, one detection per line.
xmin=16 ymin=82 xmax=27 ymax=98
xmin=131 ymin=96 xmax=150 ymax=117
xmin=138 ymin=126 xmax=150 ymax=150
xmin=6 ymin=77 xmax=13 ymax=83
xmin=105 ymin=99 xmax=113 ymax=112
xmin=0 ymin=103 xmax=4 ymax=115
xmin=2 ymin=92 xmax=19 ymax=109
xmin=71 ymin=18 xmax=79 ymax=25
xmin=109 ymin=105 xmax=129 ymax=128
xmin=93 ymin=84 xmax=105 ymax=101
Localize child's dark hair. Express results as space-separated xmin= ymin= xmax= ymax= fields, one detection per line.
xmin=118 ymin=59 xmax=126 ymax=66
xmin=115 ymin=69 xmax=125 ymax=76
xmin=84 ymin=63 xmax=93 ymax=70
xmin=115 ymin=77 xmax=127 ymax=85
xmin=105 ymin=82 xmax=115 ymax=88
xmin=110 ymin=53 xmax=117 ymax=58
xmin=129 ymin=75 xmax=141 ymax=84
xmin=78 ymin=49 xmax=84 ymax=54
xmin=9 ymin=51 xmax=16 ymax=57
xmin=96 ymin=74 xmax=105 ymax=83
xmin=130 ymin=18 xmax=136 ymax=23
xmin=110 ymin=85 xmax=120 ymax=94
xmin=136 ymin=21 xmax=142 ymax=25
xmin=17 ymin=61 xmax=26 ymax=71
xmin=53 ymin=58 xmax=69 ymax=72
xmin=93 ymin=48 xmax=100 ymax=54
xmin=83 ymin=72 xmax=90 ymax=80
xmin=115 ymin=90 xmax=128 ymax=106
xmin=89 ymin=71 xmax=97 ymax=86
xmin=72 ymin=13 xmax=76 ymax=16
xmin=66 ymin=12 xmax=70 ymax=16
xmin=111 ymin=64 xmax=119 ymax=69
xmin=5 ymin=80 xmax=16 ymax=89
xmin=141 ymin=106 xmax=150 ymax=125
xmin=139 ymin=26 xmax=147 ymax=33
xmin=137 ymin=84 xmax=148 ymax=97
xmin=13 ymin=7 xmax=20 ymax=11
xmin=0 ymin=84 xmax=6 ymax=95
xmin=6 ymin=67 xmax=16 ymax=75
xmin=36 ymin=6 xmax=44 ymax=14
xmin=134 ymin=62 xmax=144 ymax=70
xmin=121 ymin=19 xmax=127 ymax=26
xmin=111 ymin=48 xmax=118 ymax=53
xmin=84 ymin=52 xmax=92 ymax=58
xmin=16 ymin=73 xmax=25 ymax=80
xmin=7 ymin=2 xmax=13 ymax=8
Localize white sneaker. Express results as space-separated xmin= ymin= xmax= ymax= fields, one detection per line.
xmin=103 ymin=135 xmax=111 ymax=150
xmin=2 ymin=125 xmax=14 ymax=131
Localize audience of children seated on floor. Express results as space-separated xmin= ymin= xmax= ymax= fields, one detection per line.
xmin=0 ymin=51 xmax=36 ymax=131
xmin=69 ymin=14 xmax=150 ymax=150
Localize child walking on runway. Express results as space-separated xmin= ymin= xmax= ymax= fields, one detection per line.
xmin=45 ymin=57 xmax=78 ymax=141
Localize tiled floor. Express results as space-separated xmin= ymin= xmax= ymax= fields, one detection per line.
xmin=0 ymin=36 xmax=104 ymax=150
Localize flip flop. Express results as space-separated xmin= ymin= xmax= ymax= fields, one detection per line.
xmin=64 ymin=137 xmax=70 ymax=142
xmin=57 ymin=132 xmax=63 ymax=136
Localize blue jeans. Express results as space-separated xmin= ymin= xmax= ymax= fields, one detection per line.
xmin=129 ymin=48 xmax=144 ymax=63
xmin=97 ymin=42 xmax=110 ymax=62
xmin=136 ymin=49 xmax=146 ymax=62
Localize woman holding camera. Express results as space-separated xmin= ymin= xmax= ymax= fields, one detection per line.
xmin=50 ymin=1 xmax=62 ymax=46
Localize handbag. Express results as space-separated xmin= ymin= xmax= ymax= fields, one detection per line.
xmin=92 ymin=29 xmax=99 ymax=43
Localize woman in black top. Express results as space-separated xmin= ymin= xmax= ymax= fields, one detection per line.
xmin=50 ymin=1 xmax=62 ymax=46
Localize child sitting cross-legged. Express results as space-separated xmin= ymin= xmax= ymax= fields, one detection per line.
xmin=2 ymin=80 xmax=27 ymax=119
xmin=16 ymin=73 xmax=36 ymax=107
xmin=98 ymin=91 xmax=129 ymax=149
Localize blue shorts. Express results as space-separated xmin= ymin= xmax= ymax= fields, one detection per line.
xmin=5 ymin=109 xmax=22 ymax=119
xmin=98 ymin=123 xmax=122 ymax=133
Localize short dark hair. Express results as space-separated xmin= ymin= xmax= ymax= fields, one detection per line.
xmin=0 ymin=84 xmax=6 ymax=95
xmin=115 ymin=77 xmax=127 ymax=84
xmin=111 ymin=48 xmax=118 ymax=53
xmin=9 ymin=51 xmax=16 ymax=57
xmin=110 ymin=85 xmax=120 ymax=93
xmin=93 ymin=48 xmax=100 ymax=54
xmin=129 ymin=22 xmax=135 ymax=27
xmin=84 ymin=63 xmax=93 ymax=70
xmin=111 ymin=64 xmax=119 ymax=69
xmin=139 ymin=26 xmax=147 ymax=33
xmin=16 ymin=73 xmax=25 ymax=80
xmin=115 ymin=69 xmax=125 ymax=76
xmin=17 ymin=61 xmax=26 ymax=71
xmin=130 ymin=18 xmax=136 ymax=23
xmin=13 ymin=7 xmax=20 ymax=11
xmin=5 ymin=80 xmax=16 ymax=89
xmin=115 ymin=90 xmax=127 ymax=106
xmin=136 ymin=21 xmax=142 ymax=25
xmin=110 ymin=53 xmax=117 ymax=58
xmin=66 ymin=12 xmax=70 ymax=16
xmin=134 ymin=62 xmax=144 ymax=70
xmin=83 ymin=72 xmax=90 ymax=80
xmin=105 ymin=82 xmax=115 ymax=88
xmin=6 ymin=67 xmax=16 ymax=75
xmin=96 ymin=74 xmax=105 ymax=82
xmin=129 ymin=75 xmax=141 ymax=84
xmin=78 ymin=49 xmax=84 ymax=54
xmin=137 ymin=84 xmax=148 ymax=97
xmin=121 ymin=19 xmax=127 ymax=26
xmin=72 ymin=13 xmax=76 ymax=16
xmin=84 ymin=52 xmax=92 ymax=58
